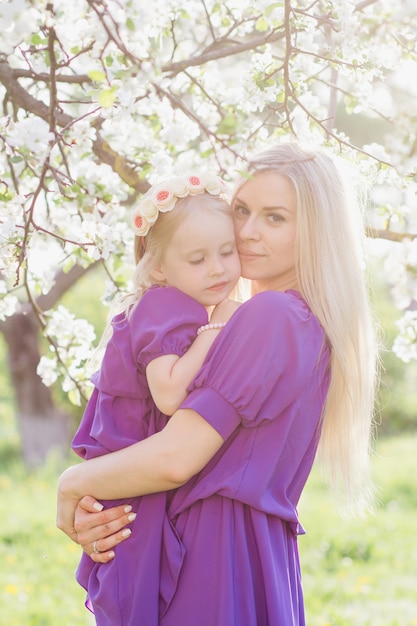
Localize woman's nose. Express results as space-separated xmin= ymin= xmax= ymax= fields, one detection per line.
xmin=236 ymin=216 xmax=260 ymax=241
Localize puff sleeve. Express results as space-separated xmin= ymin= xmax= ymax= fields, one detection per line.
xmin=180 ymin=290 xmax=326 ymax=440
xmin=133 ymin=286 xmax=209 ymax=369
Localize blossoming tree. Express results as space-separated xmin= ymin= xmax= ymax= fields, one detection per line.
xmin=0 ymin=0 xmax=416 ymax=465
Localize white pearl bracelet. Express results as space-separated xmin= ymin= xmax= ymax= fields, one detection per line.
xmin=196 ymin=322 xmax=227 ymax=336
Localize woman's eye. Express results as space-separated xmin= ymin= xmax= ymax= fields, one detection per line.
xmin=233 ymin=204 xmax=249 ymax=217
xmin=268 ymin=213 xmax=284 ymax=224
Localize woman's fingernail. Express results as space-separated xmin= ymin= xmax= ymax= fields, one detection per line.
xmin=93 ymin=502 xmax=104 ymax=511
xmin=108 ymin=551 xmax=115 ymax=559
xmin=127 ymin=513 xmax=136 ymax=522
xmin=122 ymin=528 xmax=132 ymax=538
xmin=124 ymin=505 xmax=132 ymax=513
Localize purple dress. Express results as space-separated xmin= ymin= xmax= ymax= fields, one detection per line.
xmin=161 ymin=289 xmax=330 ymax=626
xmin=71 ymin=286 xmax=208 ymax=625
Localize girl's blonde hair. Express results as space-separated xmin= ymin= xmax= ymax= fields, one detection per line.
xmin=237 ymin=142 xmax=378 ymax=513
xmin=128 ymin=192 xmax=232 ymax=307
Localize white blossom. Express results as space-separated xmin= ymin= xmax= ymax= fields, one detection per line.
xmin=37 ymin=356 xmax=59 ymax=387
xmin=393 ymin=311 xmax=417 ymax=363
xmin=6 ymin=118 xmax=54 ymax=155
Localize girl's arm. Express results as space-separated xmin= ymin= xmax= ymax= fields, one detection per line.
xmin=147 ymin=298 xmax=240 ymax=415
xmin=57 ymin=407 xmax=224 ymax=541
xmin=146 ymin=326 xmax=222 ymax=415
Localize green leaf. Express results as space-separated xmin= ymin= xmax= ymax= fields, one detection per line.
xmin=126 ymin=17 xmax=135 ymax=31
xmin=265 ymin=3 xmax=283 ymax=17
xmin=68 ymin=388 xmax=81 ymax=406
xmin=87 ymin=69 xmax=107 ymax=83
xmin=31 ymin=33 xmax=46 ymax=45
xmin=62 ymin=257 xmax=76 ymax=273
xmin=217 ymin=112 xmax=236 ymax=135
xmin=255 ymin=17 xmax=269 ymax=32
xmin=98 ymin=87 xmax=117 ymax=108
xmin=0 ymin=190 xmax=13 ymax=202
xmin=234 ymin=169 xmax=254 ymax=180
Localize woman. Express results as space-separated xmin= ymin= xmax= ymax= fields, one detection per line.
xmin=57 ymin=142 xmax=378 ymax=626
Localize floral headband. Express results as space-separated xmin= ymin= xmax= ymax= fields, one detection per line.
xmin=132 ymin=173 xmax=227 ymax=237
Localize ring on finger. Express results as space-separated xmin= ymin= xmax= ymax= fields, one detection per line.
xmin=93 ymin=540 xmax=100 ymax=554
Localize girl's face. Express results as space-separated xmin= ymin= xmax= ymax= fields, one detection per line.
xmin=232 ymin=171 xmax=298 ymax=294
xmin=154 ymin=208 xmax=241 ymax=308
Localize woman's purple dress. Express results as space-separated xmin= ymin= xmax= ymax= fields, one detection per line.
xmin=161 ymin=290 xmax=330 ymax=625
xmin=74 ymin=288 xmax=330 ymax=626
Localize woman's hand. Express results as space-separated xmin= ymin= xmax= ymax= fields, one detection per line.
xmin=74 ymin=496 xmax=136 ymax=563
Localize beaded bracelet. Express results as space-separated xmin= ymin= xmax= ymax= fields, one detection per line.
xmin=196 ymin=322 xmax=227 ymax=336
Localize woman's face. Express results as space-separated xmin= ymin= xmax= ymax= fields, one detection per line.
xmin=232 ymin=170 xmax=298 ymax=294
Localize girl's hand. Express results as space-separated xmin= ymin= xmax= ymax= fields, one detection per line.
xmin=74 ymin=496 xmax=136 ymax=563
xmin=210 ymin=298 xmax=241 ymax=324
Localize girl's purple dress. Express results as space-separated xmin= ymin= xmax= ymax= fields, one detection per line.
xmin=72 ymin=286 xmax=208 ymax=625
xmin=74 ymin=288 xmax=330 ymax=626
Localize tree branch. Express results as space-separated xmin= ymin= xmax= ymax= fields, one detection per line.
xmin=367 ymin=228 xmax=417 ymax=243
xmin=5 ymin=68 xmax=92 ymax=84
xmin=162 ymin=27 xmax=285 ymax=75
xmin=0 ymin=58 xmax=148 ymax=193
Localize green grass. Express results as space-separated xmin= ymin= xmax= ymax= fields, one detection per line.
xmin=299 ymin=434 xmax=417 ymax=626
xmin=0 ymin=435 xmax=416 ymax=625
xmin=0 ymin=455 xmax=94 ymax=626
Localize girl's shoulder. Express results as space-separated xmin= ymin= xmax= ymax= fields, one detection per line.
xmin=135 ymin=285 xmax=206 ymax=316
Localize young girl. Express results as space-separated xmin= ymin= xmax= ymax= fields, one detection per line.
xmin=71 ymin=172 xmax=241 ymax=624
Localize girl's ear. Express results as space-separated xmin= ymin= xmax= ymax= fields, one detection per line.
xmin=150 ymin=263 xmax=166 ymax=282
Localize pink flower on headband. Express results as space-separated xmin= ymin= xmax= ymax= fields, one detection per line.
xmin=150 ymin=187 xmax=176 ymax=213
xmin=132 ymin=213 xmax=150 ymax=237
xmin=132 ymin=172 xmax=228 ymax=237
xmin=187 ymin=175 xmax=205 ymax=194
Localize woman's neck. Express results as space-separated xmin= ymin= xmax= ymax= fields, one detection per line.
xmin=250 ymin=277 xmax=299 ymax=296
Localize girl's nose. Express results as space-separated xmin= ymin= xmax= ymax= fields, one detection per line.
xmin=209 ymin=256 xmax=226 ymax=276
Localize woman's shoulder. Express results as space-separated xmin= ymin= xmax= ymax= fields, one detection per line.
xmin=239 ymin=289 xmax=311 ymax=321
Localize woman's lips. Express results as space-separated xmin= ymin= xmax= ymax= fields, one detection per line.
xmin=239 ymin=249 xmax=262 ymax=260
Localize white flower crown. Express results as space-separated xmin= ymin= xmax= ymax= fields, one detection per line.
xmin=132 ymin=173 xmax=227 ymax=236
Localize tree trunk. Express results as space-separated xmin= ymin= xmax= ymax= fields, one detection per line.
xmin=2 ymin=309 xmax=73 ymax=468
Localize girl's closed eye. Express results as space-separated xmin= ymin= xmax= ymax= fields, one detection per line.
xmin=221 ymin=246 xmax=236 ymax=257
xmin=189 ymin=257 xmax=205 ymax=265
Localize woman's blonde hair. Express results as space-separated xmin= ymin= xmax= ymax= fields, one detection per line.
xmin=238 ymin=142 xmax=378 ymax=513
